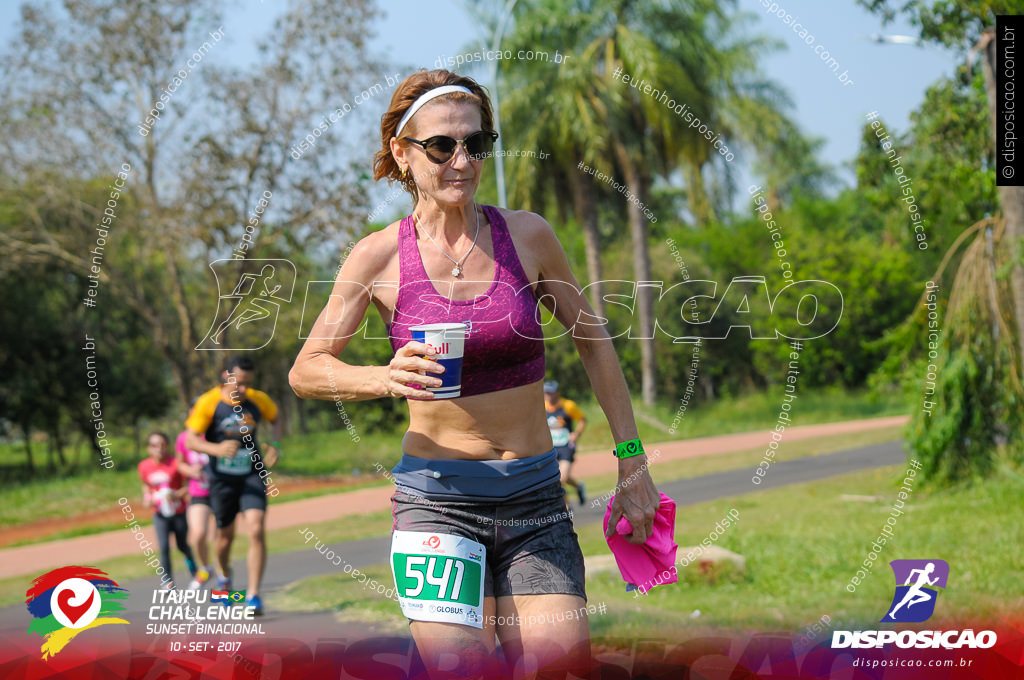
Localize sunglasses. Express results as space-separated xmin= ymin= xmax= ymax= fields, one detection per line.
xmin=402 ymin=130 xmax=499 ymax=164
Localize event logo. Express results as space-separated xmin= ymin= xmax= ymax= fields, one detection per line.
xmin=25 ymin=566 xmax=129 ymax=659
xmin=883 ymin=559 xmax=949 ymax=623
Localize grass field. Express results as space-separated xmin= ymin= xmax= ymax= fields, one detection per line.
xmin=0 ymin=507 xmax=398 ymax=609
xmin=3 ymin=424 xmax=1019 ymax=642
xmin=246 ymin=462 xmax=1024 ymax=640
xmin=0 ymin=387 xmax=906 ymax=533
xmin=0 ymin=424 xmax=908 ymax=606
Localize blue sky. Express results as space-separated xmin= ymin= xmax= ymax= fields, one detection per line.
xmin=367 ymin=0 xmax=961 ymax=185
xmin=2 ymin=0 xmax=961 ymax=187
xmin=733 ymin=0 xmax=960 ymax=178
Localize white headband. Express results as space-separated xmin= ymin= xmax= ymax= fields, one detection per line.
xmin=395 ymin=85 xmax=474 ymax=137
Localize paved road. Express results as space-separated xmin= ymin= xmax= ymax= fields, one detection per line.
xmin=0 ymin=439 xmax=906 ymax=630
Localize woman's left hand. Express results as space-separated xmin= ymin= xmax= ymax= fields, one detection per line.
xmin=605 ymin=457 xmax=660 ymax=545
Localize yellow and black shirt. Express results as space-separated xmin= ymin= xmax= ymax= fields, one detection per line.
xmin=186 ymin=387 xmax=277 ymax=478
xmin=545 ymin=398 xmax=584 ymax=448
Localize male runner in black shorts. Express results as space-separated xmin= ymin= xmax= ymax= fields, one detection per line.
xmin=185 ymin=356 xmax=280 ymax=615
xmin=544 ymin=381 xmax=588 ymax=505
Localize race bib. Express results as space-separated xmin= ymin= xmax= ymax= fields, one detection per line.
xmin=390 ymin=531 xmax=485 ymax=628
xmin=217 ymin=448 xmax=251 ymax=475
xmin=550 ymin=427 xmax=571 ymax=447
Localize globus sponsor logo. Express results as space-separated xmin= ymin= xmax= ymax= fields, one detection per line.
xmin=831 ymin=629 xmax=997 ymax=649
xmin=429 ymin=605 xmax=464 ymax=614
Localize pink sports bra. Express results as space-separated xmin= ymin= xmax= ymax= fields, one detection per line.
xmin=387 ymin=205 xmax=545 ymax=397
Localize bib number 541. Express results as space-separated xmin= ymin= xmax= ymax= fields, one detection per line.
xmin=403 ymin=556 xmax=465 ymax=601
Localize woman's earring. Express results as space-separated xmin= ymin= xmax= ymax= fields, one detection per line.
xmin=401 ymin=167 xmax=408 ymax=179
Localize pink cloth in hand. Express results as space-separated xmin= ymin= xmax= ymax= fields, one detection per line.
xmin=603 ymin=492 xmax=678 ymax=594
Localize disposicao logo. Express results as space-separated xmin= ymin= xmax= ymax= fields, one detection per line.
xmin=25 ymin=566 xmax=129 ymax=659
xmin=832 ymin=559 xmax=997 ymax=650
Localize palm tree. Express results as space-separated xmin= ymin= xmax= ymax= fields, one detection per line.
xmin=496 ymin=0 xmax=804 ymax=405
xmin=592 ymin=0 xmax=730 ymax=405
xmin=499 ymin=4 xmax=615 ymax=319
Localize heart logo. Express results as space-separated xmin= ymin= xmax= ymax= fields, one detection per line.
xmin=56 ymin=588 xmax=95 ymax=626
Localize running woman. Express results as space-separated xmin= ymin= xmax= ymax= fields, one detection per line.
xmin=138 ymin=432 xmax=197 ymax=590
xmin=175 ymin=423 xmax=215 ymax=590
xmin=290 ymin=69 xmax=659 ymax=678
xmin=184 ymin=356 xmax=280 ymax=615
xmin=543 ymin=381 xmax=588 ymax=505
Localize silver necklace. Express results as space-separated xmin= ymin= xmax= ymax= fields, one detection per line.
xmin=413 ymin=203 xmax=480 ymax=278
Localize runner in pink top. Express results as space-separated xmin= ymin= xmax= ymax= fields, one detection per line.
xmin=175 ymin=428 xmax=215 ymax=589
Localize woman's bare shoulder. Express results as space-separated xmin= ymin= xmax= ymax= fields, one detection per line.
xmin=493 ymin=207 xmax=557 ymax=246
xmin=342 ymin=220 xmax=403 ymax=280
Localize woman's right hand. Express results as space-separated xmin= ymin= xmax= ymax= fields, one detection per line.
xmin=217 ymin=440 xmax=241 ymax=458
xmin=385 ymin=341 xmax=445 ymax=399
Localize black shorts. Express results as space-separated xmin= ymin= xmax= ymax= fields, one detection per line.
xmin=391 ymin=480 xmax=586 ymax=601
xmin=190 ymin=495 xmax=211 ymax=508
xmin=554 ymin=444 xmax=576 ymax=463
xmin=209 ymin=473 xmax=267 ymax=529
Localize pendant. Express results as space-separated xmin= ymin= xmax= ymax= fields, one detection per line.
xmin=451 ymin=265 xmax=462 ymax=277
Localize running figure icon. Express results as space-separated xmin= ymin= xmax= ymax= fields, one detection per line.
xmin=886 ymin=562 xmax=938 ymax=620
xmin=211 ymin=265 xmax=282 ymax=344
xmin=196 ymin=259 xmax=296 ymax=351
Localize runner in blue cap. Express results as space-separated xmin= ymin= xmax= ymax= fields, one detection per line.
xmin=544 ymin=380 xmax=588 ymax=505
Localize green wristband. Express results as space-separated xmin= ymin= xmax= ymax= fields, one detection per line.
xmin=614 ymin=439 xmax=645 ymax=459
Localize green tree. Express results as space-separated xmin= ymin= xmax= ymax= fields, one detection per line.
xmin=853 ymin=13 xmax=1015 ymax=480
xmin=0 ymin=0 xmax=384 ymax=409
xmin=858 ymin=0 xmax=1024 ymax=383
xmin=498 ymin=1 xmax=612 ymax=318
xmin=0 ymin=178 xmax=172 ymax=473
